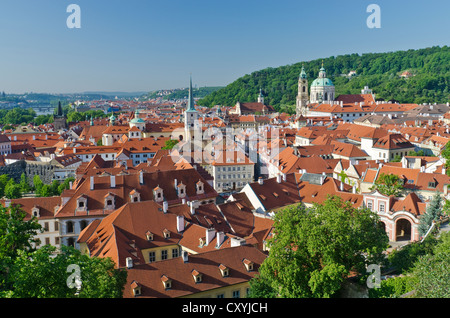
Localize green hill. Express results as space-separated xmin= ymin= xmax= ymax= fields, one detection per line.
xmin=146 ymin=86 xmax=223 ymax=101
xmin=198 ymin=46 xmax=450 ymax=114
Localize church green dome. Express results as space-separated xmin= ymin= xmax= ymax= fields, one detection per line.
xmin=311 ymin=77 xmax=334 ymax=87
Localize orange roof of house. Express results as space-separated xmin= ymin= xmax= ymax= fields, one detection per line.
xmin=123 ymin=245 xmax=267 ymax=298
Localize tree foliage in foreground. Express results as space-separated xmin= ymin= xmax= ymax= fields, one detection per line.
xmin=249 ymin=196 xmax=389 ymax=298
xmin=370 ymin=232 xmax=450 ymax=298
xmin=0 ymin=205 xmax=127 ymax=298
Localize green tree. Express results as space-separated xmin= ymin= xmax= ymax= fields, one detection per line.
xmin=3 ymin=245 xmax=127 ymax=298
xmin=418 ymin=192 xmax=442 ymax=237
xmin=0 ymin=205 xmax=42 ymax=261
xmin=249 ymin=196 xmax=388 ymax=298
xmin=408 ymin=232 xmax=450 ymax=298
xmin=33 ymin=175 xmax=43 ymax=196
xmin=370 ymin=173 xmax=404 ymax=196
xmin=4 ymin=180 xmax=22 ymax=199
xmin=19 ymin=173 xmax=30 ymax=194
xmin=57 ymin=177 xmax=75 ymax=195
xmin=0 ymin=174 xmax=10 ymax=197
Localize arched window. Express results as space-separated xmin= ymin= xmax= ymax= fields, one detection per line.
xmin=80 ymin=220 xmax=88 ymax=231
xmin=67 ymin=237 xmax=75 ymax=247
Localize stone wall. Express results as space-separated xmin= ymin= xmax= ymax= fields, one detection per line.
xmin=0 ymin=160 xmax=56 ymax=184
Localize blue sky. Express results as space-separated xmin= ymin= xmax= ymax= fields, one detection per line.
xmin=0 ymin=0 xmax=449 ymax=94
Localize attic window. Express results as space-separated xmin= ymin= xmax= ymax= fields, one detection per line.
xmin=219 ymin=264 xmax=229 ymax=277
xmin=192 ymin=270 xmax=203 ymax=283
xmin=131 ymin=281 xmax=141 ymax=297
xmin=146 ymin=231 xmax=153 ymax=241
xmin=161 ymin=275 xmax=172 ymax=290
xmin=428 ymin=181 xmax=436 ymax=188
xmin=407 ymin=180 xmax=414 ymax=184
xmin=243 ymin=259 xmax=254 ymax=272
xmin=163 ymin=229 xmax=171 ymax=239
xmin=259 ymin=195 xmax=266 ymax=201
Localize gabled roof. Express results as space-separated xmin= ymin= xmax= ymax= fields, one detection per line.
xmin=123 ymin=245 xmax=267 ymax=298
xmin=77 ymin=200 xmax=182 ymax=268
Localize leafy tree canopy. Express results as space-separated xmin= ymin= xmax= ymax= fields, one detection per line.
xmin=249 ymin=196 xmax=388 ymax=298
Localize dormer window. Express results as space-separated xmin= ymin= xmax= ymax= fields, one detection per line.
xmin=163 ymin=228 xmax=171 ymax=239
xmin=192 ymin=270 xmax=202 ymax=283
xmin=153 ymin=186 xmax=164 ymax=203
xmin=177 ymin=182 xmax=186 ymax=198
xmin=243 ymin=259 xmax=254 ymax=272
xmin=104 ymin=193 xmax=115 ymax=210
xmin=76 ymin=195 xmax=87 ymax=212
xmin=196 ymin=180 xmax=204 ymax=195
xmin=428 ymin=181 xmax=437 ymax=188
xmin=130 ymin=189 xmax=141 ymax=203
xmin=161 ymin=275 xmax=172 ymax=290
xmin=31 ymin=206 xmax=40 ymax=218
xmin=146 ymin=231 xmax=154 ymax=241
xmin=219 ymin=264 xmax=229 ymax=277
xmin=131 ymin=281 xmax=141 ymax=297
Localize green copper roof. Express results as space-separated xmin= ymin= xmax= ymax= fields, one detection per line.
xmin=311 ymin=77 xmax=334 ymax=87
xmin=300 ymin=66 xmax=307 ymax=79
xmin=130 ymin=109 xmax=145 ymax=123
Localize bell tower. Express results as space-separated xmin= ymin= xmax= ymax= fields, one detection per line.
xmin=296 ymin=65 xmax=309 ymax=117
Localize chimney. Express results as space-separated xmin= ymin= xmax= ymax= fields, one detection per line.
xmin=177 ymin=215 xmax=184 ymax=232
xmin=69 ymin=181 xmax=73 ymax=189
xmin=163 ymin=201 xmax=168 ymax=213
xmin=190 ymin=202 xmax=195 ymax=215
xmin=352 ymin=185 xmax=356 ymax=194
xmin=230 ymin=237 xmax=246 ymax=247
xmin=126 ymin=257 xmax=133 ymax=269
xmin=340 ymin=181 xmax=344 ymax=191
xmin=139 ymin=170 xmax=144 ymax=184
xmin=206 ymin=228 xmax=215 ymax=245
xmin=276 ymin=174 xmax=281 ymax=183
xmin=174 ymin=178 xmax=178 ymax=189
xmin=258 ymin=177 xmax=263 ymax=185
xmin=110 ymin=175 xmax=116 ymax=188
xmin=282 ymin=173 xmax=287 ymax=181
xmin=90 ymin=176 xmax=94 ymax=190
xmin=442 ymin=167 xmax=446 ymax=175
xmin=216 ymin=231 xmax=225 ymax=248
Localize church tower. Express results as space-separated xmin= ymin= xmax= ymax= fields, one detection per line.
xmin=296 ymin=65 xmax=309 ymax=117
xmin=184 ymin=75 xmax=200 ymax=142
xmin=257 ymin=88 xmax=265 ymax=105
xmin=53 ymin=101 xmax=68 ymax=130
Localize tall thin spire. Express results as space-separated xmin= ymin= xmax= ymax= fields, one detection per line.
xmin=57 ymin=101 xmax=63 ymax=117
xmin=187 ymin=74 xmax=196 ymax=112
